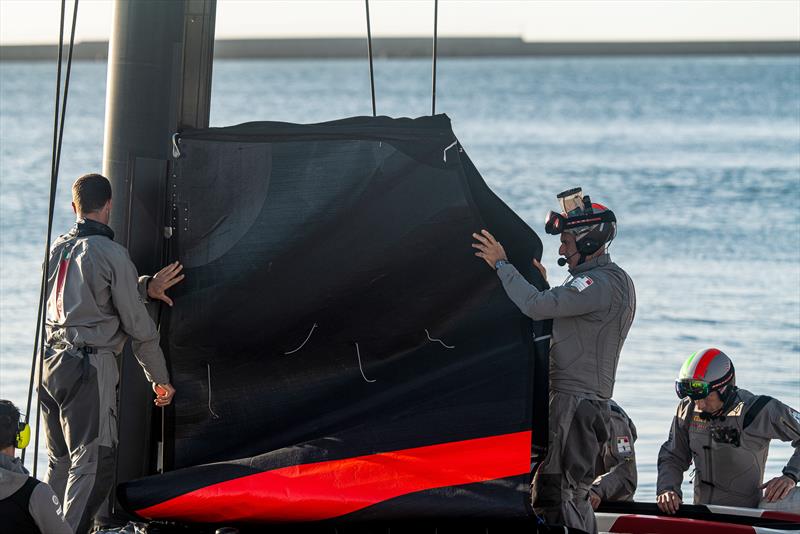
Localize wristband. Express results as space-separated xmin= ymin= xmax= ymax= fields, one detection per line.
xmin=495 ymin=259 xmax=509 ymax=271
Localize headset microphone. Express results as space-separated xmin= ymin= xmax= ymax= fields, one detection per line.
xmin=558 ymin=251 xmax=579 ymax=267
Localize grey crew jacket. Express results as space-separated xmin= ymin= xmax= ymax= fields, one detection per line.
xmin=497 ymin=253 xmax=636 ymax=399
xmin=657 ymin=388 xmax=800 ymax=508
xmin=45 ymin=222 xmax=169 ymax=384
xmin=0 ymin=454 xmax=73 ymax=534
xmin=592 ymin=400 xmax=638 ymax=502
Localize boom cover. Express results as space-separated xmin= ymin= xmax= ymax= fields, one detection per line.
xmin=119 ymin=115 xmax=550 ymax=523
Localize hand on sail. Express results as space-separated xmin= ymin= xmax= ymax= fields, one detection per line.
xmin=472 ymin=230 xmax=507 ymax=269
xmin=148 ymin=261 xmax=185 ymax=306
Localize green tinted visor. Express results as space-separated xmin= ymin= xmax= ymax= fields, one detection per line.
xmin=675 ymin=378 xmax=710 ymax=400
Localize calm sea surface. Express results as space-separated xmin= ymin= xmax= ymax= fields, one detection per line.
xmin=1 ymin=56 xmax=799 ymax=502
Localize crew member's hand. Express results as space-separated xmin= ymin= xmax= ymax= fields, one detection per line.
xmin=760 ymin=475 xmax=796 ymax=502
xmin=589 ymin=491 xmax=601 ymax=510
xmin=153 ymin=383 xmax=176 ymax=407
xmin=656 ymin=490 xmax=682 ymax=514
xmin=532 ymin=258 xmax=547 ymax=283
xmin=472 ymin=230 xmax=507 ymax=269
xmin=148 ymin=261 xmax=184 ymax=306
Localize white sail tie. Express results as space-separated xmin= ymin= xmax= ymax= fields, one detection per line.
xmin=284 ymin=323 xmax=318 ymax=355
xmin=355 ymin=342 xmax=377 ymax=383
xmin=425 ymin=328 xmax=455 ymax=349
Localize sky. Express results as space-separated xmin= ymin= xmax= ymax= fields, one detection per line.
xmin=1 ymin=0 xmax=799 ymax=45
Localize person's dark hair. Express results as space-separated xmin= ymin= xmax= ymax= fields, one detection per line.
xmin=72 ymin=173 xmax=112 ymax=215
xmin=0 ymin=400 xmax=20 ymax=449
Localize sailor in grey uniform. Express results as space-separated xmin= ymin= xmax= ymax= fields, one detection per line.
xmin=41 ymin=173 xmax=180 ymax=533
xmin=473 ymin=187 xmax=636 ymax=533
xmin=658 ymin=349 xmax=800 ymax=510
xmin=590 ymin=400 xmax=637 ymax=507
xmin=0 ymin=400 xmax=72 ymax=534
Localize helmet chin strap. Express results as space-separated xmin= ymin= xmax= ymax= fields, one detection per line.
xmin=576 ymin=242 xmax=599 ymax=266
xmin=560 ymin=236 xmax=606 ymax=268
xmin=700 ymin=385 xmax=739 ymax=420
xmin=578 ymin=240 xmax=611 ymax=266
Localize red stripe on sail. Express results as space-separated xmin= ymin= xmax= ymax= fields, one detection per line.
xmin=692 ymin=348 xmax=721 ymax=379
xmin=136 ymin=431 xmax=532 ymax=522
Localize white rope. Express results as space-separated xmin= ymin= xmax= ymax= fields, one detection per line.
xmin=425 ymin=328 xmax=454 ymax=349
xmin=442 ymin=140 xmax=457 ymax=162
xmin=207 ymin=363 xmax=220 ymax=419
xmin=171 ymin=132 xmax=181 ymax=158
xmin=284 ymin=322 xmax=317 ymax=355
xmin=355 ymin=342 xmax=376 ymax=383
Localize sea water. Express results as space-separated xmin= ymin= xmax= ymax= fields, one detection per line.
xmin=1 ymin=56 xmax=798 ymax=502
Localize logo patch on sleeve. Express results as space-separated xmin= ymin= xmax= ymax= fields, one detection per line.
xmin=725 ymin=402 xmax=744 ymax=417
xmin=792 ymin=410 xmax=800 ymax=425
xmin=570 ymin=276 xmax=594 ymax=292
xmin=616 ymin=436 xmax=632 ymax=454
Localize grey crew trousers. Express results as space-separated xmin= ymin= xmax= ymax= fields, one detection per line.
xmin=40 ymin=346 xmax=118 ymax=534
xmin=532 ymin=390 xmax=611 ymax=534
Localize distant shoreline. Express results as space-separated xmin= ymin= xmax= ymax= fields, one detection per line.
xmin=2 ymin=38 xmax=799 ymax=62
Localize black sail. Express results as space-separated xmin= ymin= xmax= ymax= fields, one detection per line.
xmin=119 ymin=115 xmax=550 ymax=523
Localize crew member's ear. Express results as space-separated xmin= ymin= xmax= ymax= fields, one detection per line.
xmin=71 ymin=201 xmax=78 ymax=215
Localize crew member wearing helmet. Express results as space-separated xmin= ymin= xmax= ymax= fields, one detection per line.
xmin=0 ymin=400 xmax=73 ymax=534
xmin=657 ymin=348 xmax=800 ymax=512
xmin=472 ymin=187 xmax=636 ymax=533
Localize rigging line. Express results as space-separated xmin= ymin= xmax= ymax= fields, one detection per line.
xmin=355 ymin=342 xmax=376 ymax=383
xmin=21 ymin=276 xmax=45 ymax=465
xmin=158 ymin=400 xmax=165 ymax=473
xmin=284 ymin=323 xmax=317 ymax=355
xmin=425 ymin=328 xmax=455 ymax=349
xmin=154 ymin=286 xmax=169 ymax=472
xmin=207 ymin=363 xmax=220 ymax=419
xmin=53 ymin=0 xmax=79 ymax=189
xmin=431 ymin=0 xmax=439 ymax=116
xmin=364 ymin=0 xmax=377 ymax=117
xmin=25 ymin=0 xmax=66 ymax=469
xmin=31 ymin=0 xmax=79 ymax=477
xmin=154 ymin=175 xmax=179 ymax=473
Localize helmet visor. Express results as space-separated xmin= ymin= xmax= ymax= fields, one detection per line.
xmin=557 ymin=188 xmax=584 ymax=216
xmin=675 ymin=378 xmax=710 ymax=400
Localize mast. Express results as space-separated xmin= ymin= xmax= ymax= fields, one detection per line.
xmin=101 ymin=0 xmax=216 ymax=518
